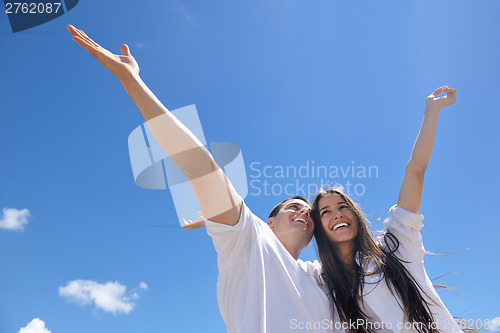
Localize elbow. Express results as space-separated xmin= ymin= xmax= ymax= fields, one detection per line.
xmin=172 ymin=147 xmax=219 ymax=180
xmin=405 ymin=163 xmax=426 ymax=180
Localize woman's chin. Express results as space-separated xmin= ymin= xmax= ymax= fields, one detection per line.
xmin=327 ymin=235 xmax=356 ymax=246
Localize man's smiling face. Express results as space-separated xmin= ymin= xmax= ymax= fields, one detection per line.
xmin=267 ymin=198 xmax=314 ymax=245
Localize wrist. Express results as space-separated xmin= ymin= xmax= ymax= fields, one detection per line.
xmin=120 ymin=72 xmax=142 ymax=91
xmin=424 ymin=104 xmax=441 ymax=116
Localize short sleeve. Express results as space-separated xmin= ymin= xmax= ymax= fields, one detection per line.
xmin=204 ymin=201 xmax=264 ymax=267
xmin=297 ymin=259 xmax=322 ymax=279
xmin=381 ymin=205 xmax=426 ymax=263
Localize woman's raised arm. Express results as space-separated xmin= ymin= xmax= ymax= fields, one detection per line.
xmin=397 ymin=86 xmax=457 ymax=213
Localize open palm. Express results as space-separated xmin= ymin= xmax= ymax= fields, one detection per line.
xmin=67 ymin=25 xmax=139 ymax=81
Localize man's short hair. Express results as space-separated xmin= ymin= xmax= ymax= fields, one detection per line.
xmin=268 ymin=196 xmax=310 ymax=219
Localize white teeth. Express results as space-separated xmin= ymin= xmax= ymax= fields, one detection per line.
xmin=294 ymin=218 xmax=307 ymax=226
xmin=333 ymin=222 xmax=348 ymax=230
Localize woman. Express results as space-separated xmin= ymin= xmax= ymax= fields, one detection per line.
xmin=310 ymin=87 xmax=463 ymax=333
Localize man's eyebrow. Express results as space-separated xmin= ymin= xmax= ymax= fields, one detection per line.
xmin=286 ymin=202 xmax=309 ymax=209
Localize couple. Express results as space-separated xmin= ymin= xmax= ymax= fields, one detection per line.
xmin=67 ymin=25 xmax=462 ymax=333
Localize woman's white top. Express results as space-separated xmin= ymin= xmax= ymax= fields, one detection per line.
xmin=298 ymin=205 xmax=463 ymax=333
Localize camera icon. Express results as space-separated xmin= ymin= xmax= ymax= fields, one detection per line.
xmin=128 ymin=105 xmax=248 ymax=226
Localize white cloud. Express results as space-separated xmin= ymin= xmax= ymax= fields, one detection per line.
xmin=174 ymin=0 xmax=196 ymax=27
xmin=18 ymin=318 xmax=51 ymax=333
xmin=0 ymin=207 xmax=30 ymax=231
xmin=489 ymin=317 xmax=500 ymax=331
xmin=139 ymin=282 xmax=148 ymax=290
xmin=59 ymin=280 xmax=147 ymax=314
xmin=135 ymin=42 xmax=149 ymax=49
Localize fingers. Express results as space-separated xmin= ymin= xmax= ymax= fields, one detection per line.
xmin=430 ymin=86 xmax=445 ymax=98
xmin=430 ymin=86 xmax=456 ymax=97
xmin=443 ymin=87 xmax=457 ymax=106
xmin=76 ymin=27 xmax=102 ymax=49
xmin=66 ymin=24 xmax=77 ymax=35
xmin=428 ymin=86 xmax=456 ymax=104
xmin=443 ymin=86 xmax=456 ymax=95
xmin=67 ymin=25 xmax=98 ymax=55
xmin=71 ymin=35 xmax=100 ymax=56
xmin=182 ymin=218 xmax=193 ymax=230
xmin=67 ymin=25 xmax=89 ymax=43
xmin=120 ymin=44 xmax=131 ymax=56
xmin=440 ymin=86 xmax=457 ymax=101
xmin=426 ymin=85 xmax=457 ymax=108
xmin=67 ymin=24 xmax=102 ymax=53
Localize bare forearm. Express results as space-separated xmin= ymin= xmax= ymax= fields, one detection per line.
xmin=67 ymin=25 xmax=243 ymax=224
xmin=122 ymin=74 xmax=215 ymax=178
xmin=121 ymin=75 xmax=242 ymax=223
xmin=398 ymin=106 xmax=440 ymax=213
xmin=397 ymin=86 xmax=456 ymax=213
xmin=122 ymin=73 xmax=170 ymax=121
xmin=397 ymin=107 xmax=440 ymax=213
xmin=406 ymin=106 xmax=441 ymax=173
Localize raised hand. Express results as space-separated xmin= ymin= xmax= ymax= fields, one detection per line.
xmin=182 ymin=212 xmax=205 ymax=231
xmin=426 ymin=86 xmax=457 ymax=110
xmin=67 ymin=25 xmax=139 ymax=82
xmin=67 ymin=25 xmax=243 ymax=228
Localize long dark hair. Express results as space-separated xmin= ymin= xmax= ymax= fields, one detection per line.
xmin=311 ymin=188 xmax=438 ymax=333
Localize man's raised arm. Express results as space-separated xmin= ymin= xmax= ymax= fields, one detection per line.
xmin=67 ymin=25 xmax=242 ymax=225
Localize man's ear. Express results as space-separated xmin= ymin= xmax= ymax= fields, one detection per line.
xmin=267 ymin=217 xmax=274 ymax=230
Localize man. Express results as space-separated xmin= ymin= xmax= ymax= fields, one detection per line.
xmin=204 ymin=195 xmax=332 ymax=332
xmin=67 ymin=25 xmax=333 ymax=332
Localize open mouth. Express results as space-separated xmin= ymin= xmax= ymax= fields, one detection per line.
xmin=331 ymin=222 xmax=349 ymax=231
xmin=293 ymin=218 xmax=308 ymax=227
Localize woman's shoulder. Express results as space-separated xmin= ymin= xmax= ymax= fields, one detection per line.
xmin=383 ymin=204 xmax=425 ymax=231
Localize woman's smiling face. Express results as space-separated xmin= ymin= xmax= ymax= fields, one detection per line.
xmin=318 ymin=193 xmax=359 ymax=246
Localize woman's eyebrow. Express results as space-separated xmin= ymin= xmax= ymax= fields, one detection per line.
xmin=319 ymin=205 xmax=330 ymax=212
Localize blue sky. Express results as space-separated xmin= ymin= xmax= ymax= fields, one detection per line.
xmin=1 ymin=0 xmax=499 ymax=332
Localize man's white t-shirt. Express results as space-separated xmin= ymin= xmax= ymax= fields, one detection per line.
xmin=205 ymin=201 xmax=333 ymax=333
